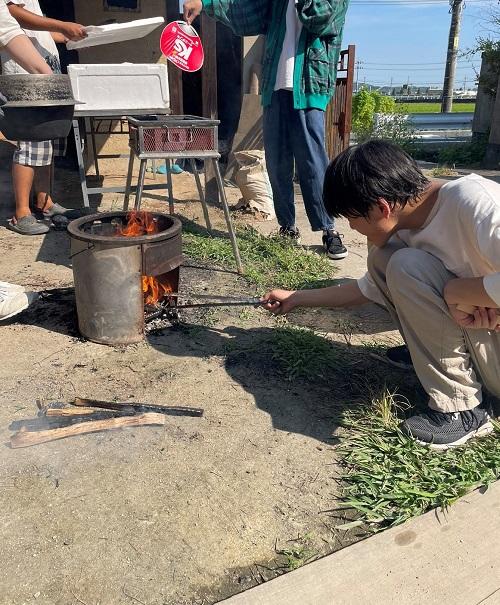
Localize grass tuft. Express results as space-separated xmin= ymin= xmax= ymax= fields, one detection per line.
xmin=276 ymin=534 xmax=317 ymax=571
xmin=183 ymin=225 xmax=336 ymax=290
xmin=338 ymin=390 xmax=500 ymax=530
xmin=226 ymin=325 xmax=339 ymax=383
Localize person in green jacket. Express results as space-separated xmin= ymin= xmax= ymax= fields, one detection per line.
xmin=183 ymin=0 xmax=350 ymax=259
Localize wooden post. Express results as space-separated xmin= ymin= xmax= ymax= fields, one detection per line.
xmin=201 ymin=13 xmax=218 ymax=199
xmin=483 ymin=76 xmax=500 ymax=169
xmin=472 ymin=53 xmax=497 ymax=141
xmin=325 ymin=45 xmax=355 ymax=160
xmin=166 ymin=0 xmax=184 ymax=114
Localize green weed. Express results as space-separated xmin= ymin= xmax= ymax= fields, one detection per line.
xmin=225 ymin=325 xmax=339 ymax=383
xmin=182 ymin=225 xmax=336 ymax=290
xmin=337 ymin=390 xmax=500 ymax=530
xmin=276 ymin=534 xmax=316 ymax=571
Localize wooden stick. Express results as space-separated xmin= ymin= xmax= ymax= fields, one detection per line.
xmin=72 ymin=397 xmax=204 ymax=417
xmin=44 ymin=406 xmax=133 ymax=417
xmin=10 ymin=413 xmax=165 ymax=449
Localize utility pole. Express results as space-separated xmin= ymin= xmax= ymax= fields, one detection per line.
xmin=441 ymin=0 xmax=464 ymax=113
xmin=355 ymin=60 xmax=362 ymax=92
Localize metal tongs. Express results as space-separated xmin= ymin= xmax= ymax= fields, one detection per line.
xmin=171 ymin=293 xmax=265 ymax=309
xmin=145 ymin=293 xmax=267 ymax=322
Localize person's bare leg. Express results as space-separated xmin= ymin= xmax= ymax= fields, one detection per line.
xmin=11 ymin=162 xmax=34 ymax=221
xmin=34 ymin=163 xmax=54 ymax=212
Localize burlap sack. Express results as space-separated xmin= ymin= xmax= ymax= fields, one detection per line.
xmin=234 ymin=150 xmax=275 ymax=221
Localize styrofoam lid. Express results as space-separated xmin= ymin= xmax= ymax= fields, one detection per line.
xmin=67 ymin=16 xmax=165 ymax=50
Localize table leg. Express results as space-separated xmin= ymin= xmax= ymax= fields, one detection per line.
xmin=212 ymin=159 xmax=243 ymax=274
xmin=191 ymin=158 xmax=212 ymax=232
xmin=73 ymin=119 xmax=90 ymax=209
xmin=123 ymin=149 xmax=135 ymax=211
xmin=90 ymin=117 xmax=100 ymax=177
xmin=134 ymin=159 xmax=147 ymax=211
xmin=166 ymin=159 xmax=174 ymax=215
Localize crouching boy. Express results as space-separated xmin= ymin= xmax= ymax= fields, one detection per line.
xmin=263 ymin=140 xmax=500 ymax=449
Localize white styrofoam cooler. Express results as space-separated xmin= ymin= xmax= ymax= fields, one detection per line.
xmin=68 ymin=63 xmax=169 ymax=113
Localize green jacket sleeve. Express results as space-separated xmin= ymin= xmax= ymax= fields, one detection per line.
xmin=202 ymin=0 xmax=270 ymax=36
xmin=296 ymin=0 xmax=349 ymax=37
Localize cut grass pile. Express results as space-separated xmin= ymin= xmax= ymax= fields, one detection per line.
xmin=338 ymin=390 xmax=500 ymax=530
xmin=183 ymin=225 xmax=336 ymax=290
xmin=398 ymin=102 xmax=475 ymax=113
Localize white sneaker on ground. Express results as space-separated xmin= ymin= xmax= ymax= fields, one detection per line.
xmin=0 ymin=289 xmax=38 ymax=321
xmin=0 ymin=281 xmax=25 ymax=293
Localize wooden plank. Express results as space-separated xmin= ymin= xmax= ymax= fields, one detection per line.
xmin=201 ymin=12 xmax=218 ymax=195
xmin=325 ymin=46 xmax=355 ymax=160
xmin=10 ymin=413 xmax=165 ymax=448
xmin=201 ymin=13 xmax=217 ymax=120
xmin=220 ymin=482 xmax=500 ymax=605
xmin=166 ymin=0 xmax=184 ymax=114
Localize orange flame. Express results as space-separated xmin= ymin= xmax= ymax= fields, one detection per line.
xmin=142 ymin=276 xmax=173 ymax=306
xmin=119 ymin=211 xmax=173 ymax=306
xmin=119 ymin=211 xmax=157 ymax=237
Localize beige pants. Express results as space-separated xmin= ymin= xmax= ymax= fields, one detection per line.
xmin=369 ymin=241 xmax=500 ymax=413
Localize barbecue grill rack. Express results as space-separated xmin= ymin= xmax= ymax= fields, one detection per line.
xmin=128 ymin=114 xmax=219 ymax=159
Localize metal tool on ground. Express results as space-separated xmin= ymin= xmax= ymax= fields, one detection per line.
xmin=72 ymin=397 xmax=204 ymax=417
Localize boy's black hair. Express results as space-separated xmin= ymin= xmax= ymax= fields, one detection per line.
xmin=323 ymin=140 xmax=430 ymax=219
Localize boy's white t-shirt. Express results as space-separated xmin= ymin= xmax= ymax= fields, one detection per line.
xmin=274 ymin=0 xmax=302 ymax=91
xmin=0 ymin=0 xmax=24 ymax=49
xmin=0 ymin=0 xmax=60 ymax=73
xmin=358 ymin=174 xmax=500 ymax=307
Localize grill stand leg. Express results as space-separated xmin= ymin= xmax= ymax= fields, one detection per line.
xmin=212 ymin=158 xmax=243 ymax=275
xmin=123 ymin=148 xmax=135 ymax=211
xmin=89 ymin=117 xmax=100 ymax=178
xmin=191 ymin=158 xmax=212 ymax=232
xmin=134 ymin=159 xmax=147 ymax=211
xmin=165 ymin=159 xmax=175 ymax=215
xmin=73 ymin=118 xmax=90 ymax=209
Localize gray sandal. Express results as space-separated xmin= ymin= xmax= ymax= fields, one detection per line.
xmin=7 ymin=215 xmax=49 ymax=235
xmin=37 ymin=202 xmax=81 ymax=220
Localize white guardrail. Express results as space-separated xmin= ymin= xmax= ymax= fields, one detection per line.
xmin=374 ymin=112 xmax=473 ymax=144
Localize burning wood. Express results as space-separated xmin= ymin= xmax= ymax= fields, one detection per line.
xmin=118 ymin=210 xmax=158 ymax=237
xmin=10 ymin=413 xmax=166 ymax=449
xmin=119 ymin=211 xmax=175 ymax=306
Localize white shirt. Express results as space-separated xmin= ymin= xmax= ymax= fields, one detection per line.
xmin=0 ymin=0 xmax=24 ymax=48
xmin=0 ymin=0 xmax=60 ymax=74
xmin=358 ymin=174 xmax=500 ymax=307
xmin=274 ymin=0 xmax=303 ymax=91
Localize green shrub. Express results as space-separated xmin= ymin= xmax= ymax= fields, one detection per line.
xmin=437 ymin=135 xmax=489 ymax=167
xmin=352 ymin=88 xmax=415 ymax=149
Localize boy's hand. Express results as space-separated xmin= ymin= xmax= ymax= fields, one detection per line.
xmin=59 ymin=22 xmax=87 ymax=41
xmin=448 ymin=303 xmax=500 ymax=332
xmin=183 ymin=0 xmax=203 ymax=24
xmin=261 ymin=289 xmax=297 ymax=315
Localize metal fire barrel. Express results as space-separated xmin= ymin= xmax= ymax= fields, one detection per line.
xmin=67 ymin=211 xmax=182 ymax=345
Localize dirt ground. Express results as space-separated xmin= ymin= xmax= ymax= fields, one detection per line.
xmin=0 ymin=132 xmax=428 ymax=605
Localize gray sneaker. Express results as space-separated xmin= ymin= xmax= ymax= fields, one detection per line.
xmin=401 ymin=406 xmax=493 ymax=450
xmin=7 ymin=215 xmax=49 ymax=235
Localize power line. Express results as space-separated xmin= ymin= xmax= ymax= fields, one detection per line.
xmin=359 ymin=65 xmax=479 ymax=71
xmin=350 ymin=0 xmax=487 ymax=4
xmin=360 ymin=60 xmax=478 ymax=65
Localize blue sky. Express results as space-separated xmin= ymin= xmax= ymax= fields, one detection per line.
xmin=341 ymin=0 xmax=497 ymax=90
